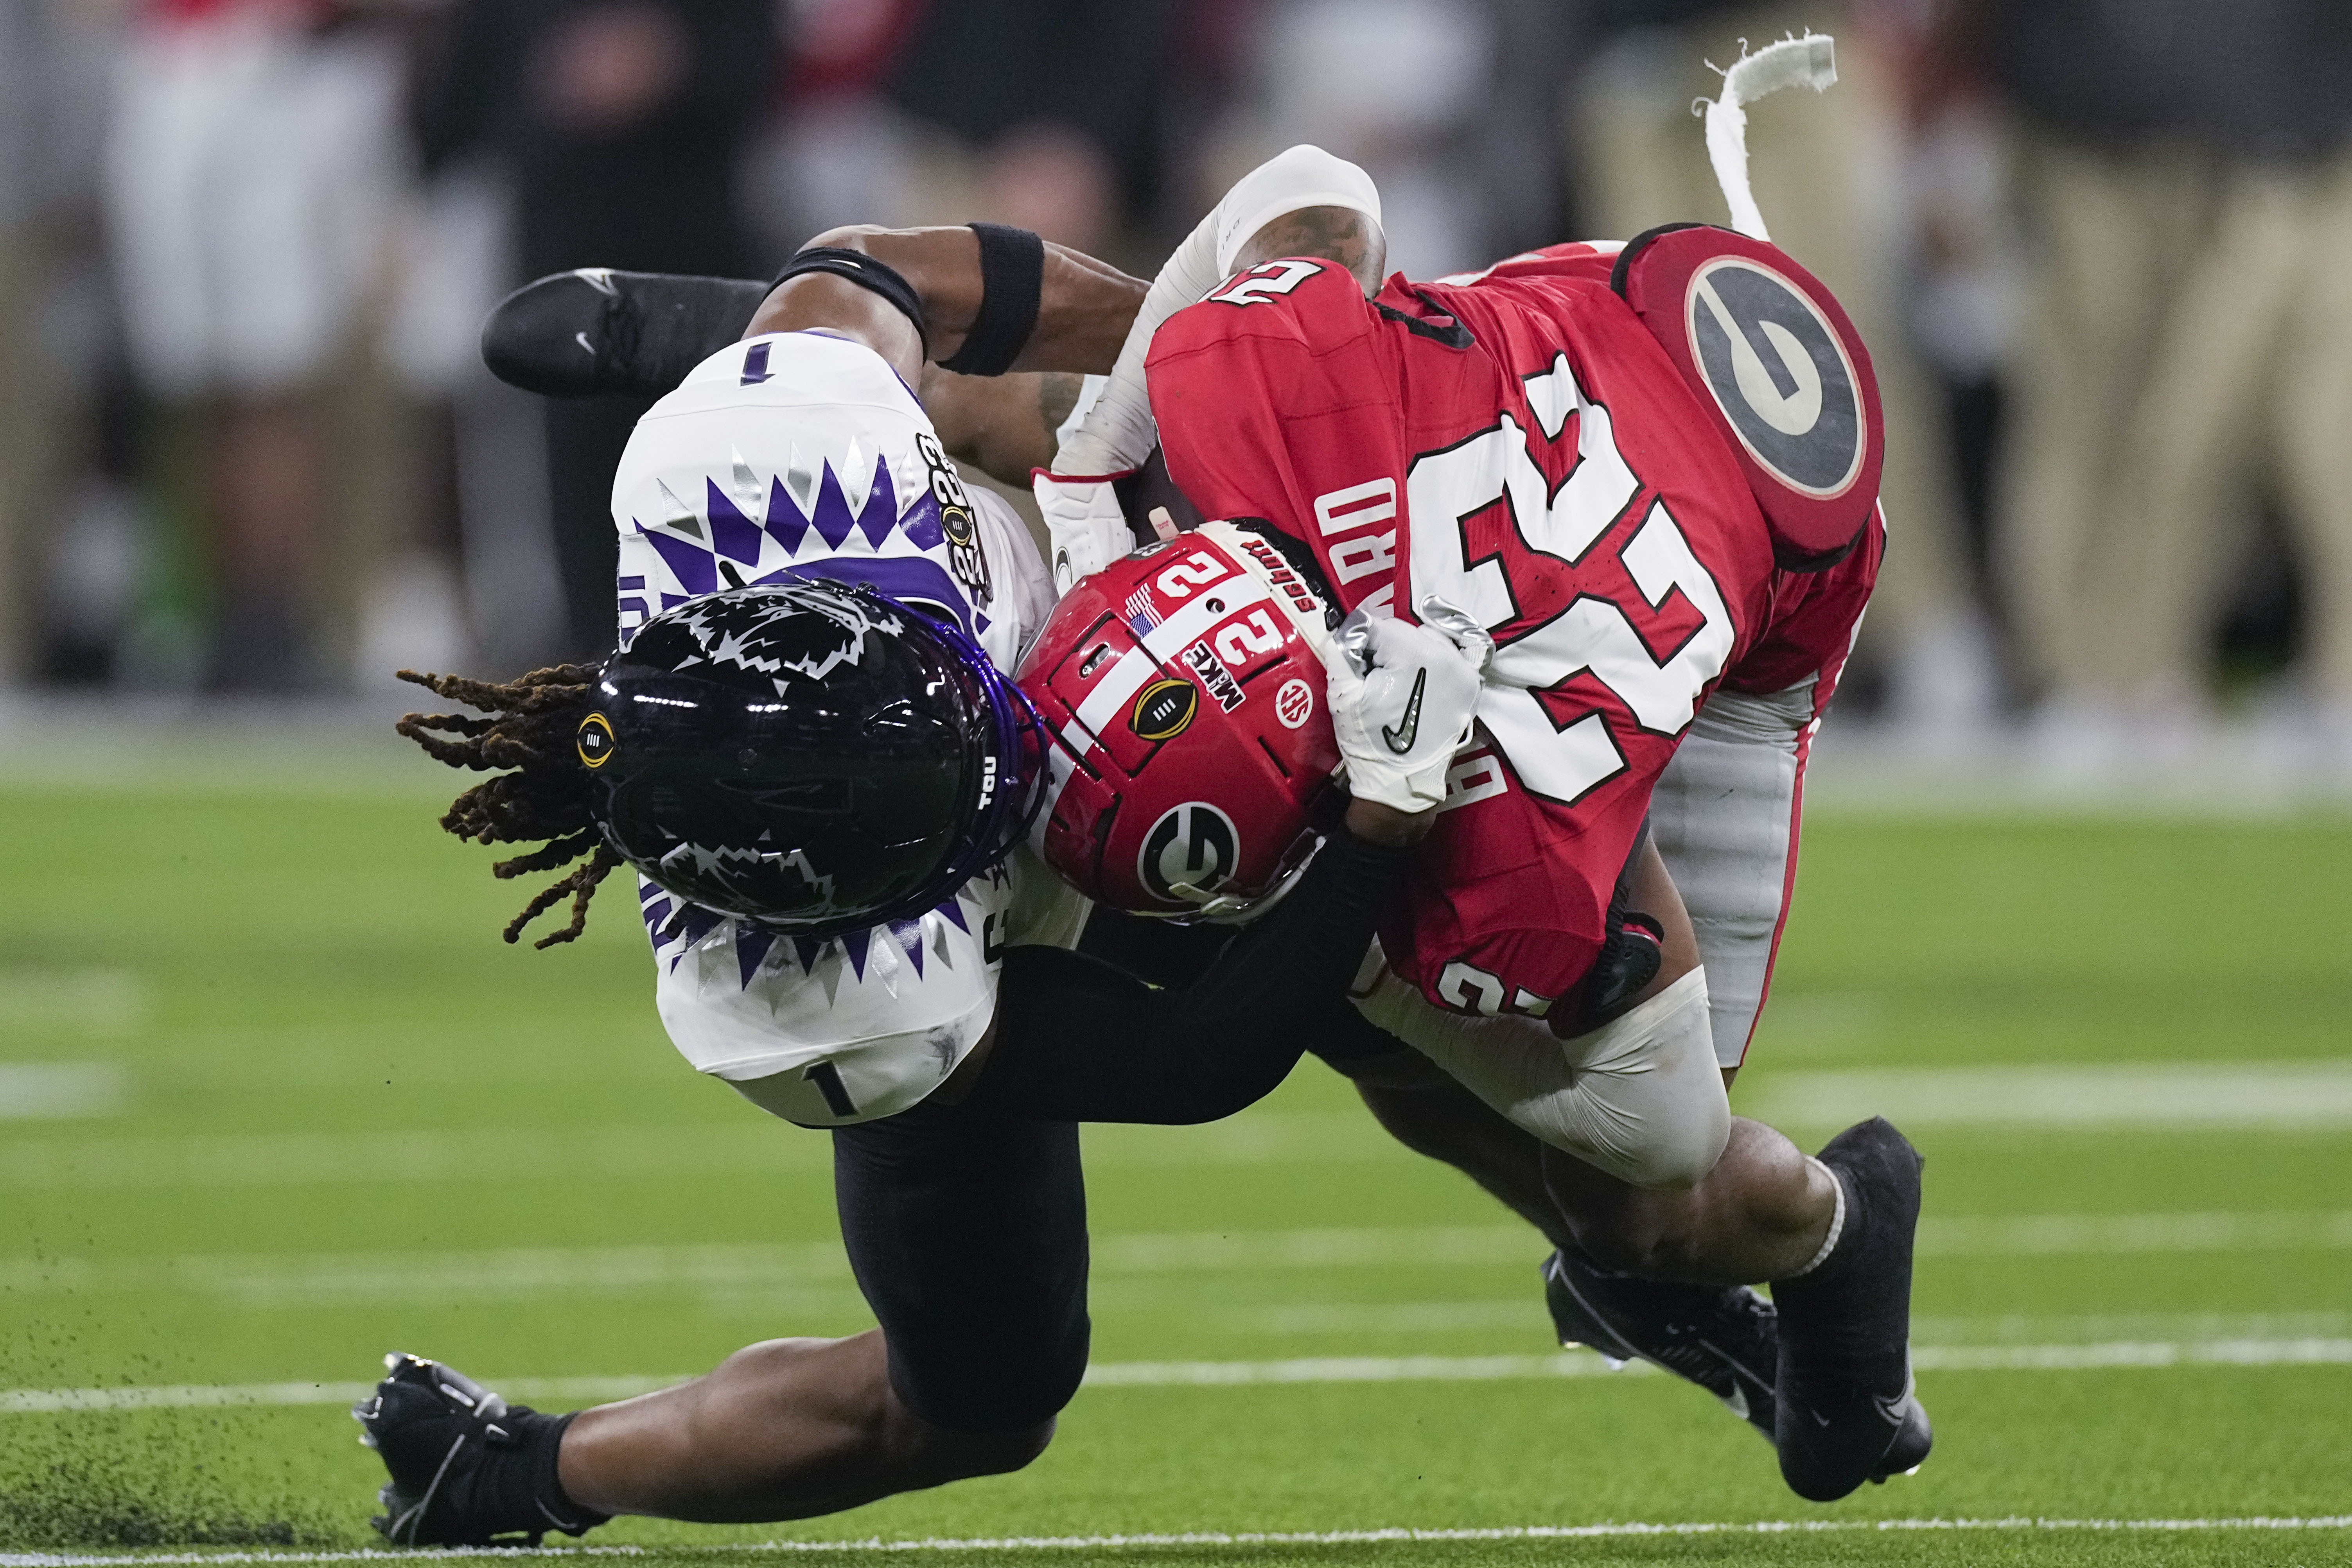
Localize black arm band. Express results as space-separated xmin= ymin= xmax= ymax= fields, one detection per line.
xmin=977 ymin=826 xmax=1416 ymax=1124
xmin=769 ymin=247 xmax=930 ymax=355
xmin=937 ymin=223 xmax=1044 ymax=377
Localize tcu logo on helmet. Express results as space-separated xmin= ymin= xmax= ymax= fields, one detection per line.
xmin=1138 ymin=803 xmax=1241 ymax=902
xmin=653 ymin=582 xmax=901 ymax=685
xmin=1685 ymin=258 xmax=1864 ymax=500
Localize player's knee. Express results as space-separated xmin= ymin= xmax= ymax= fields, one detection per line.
xmin=973 ymin=1417 xmax=1057 ymax=1475
xmin=1562 ymin=1209 xmax=1661 ymax=1276
xmin=1570 ymin=970 xmax=1729 ymax=1189
xmin=912 ymin=1417 xmax=1056 ymax=1483
xmin=1623 ymin=1091 xmax=1731 ymax=1191
xmin=1559 ymin=1189 xmax=1706 ymax=1276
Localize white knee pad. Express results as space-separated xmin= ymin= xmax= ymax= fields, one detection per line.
xmin=1352 ymin=969 xmax=1731 ymax=1189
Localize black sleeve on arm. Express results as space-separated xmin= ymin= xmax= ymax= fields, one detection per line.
xmin=937 ymin=224 xmax=1044 ymax=376
xmin=770 ymin=248 xmax=932 ymax=355
xmin=974 ymin=826 xmax=1415 ymax=1124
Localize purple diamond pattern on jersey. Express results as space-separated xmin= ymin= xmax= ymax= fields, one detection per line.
xmin=634 ymin=454 xmax=934 ymax=601
xmin=645 ymin=880 xmax=966 ymax=991
xmin=627 ymin=454 xmax=989 ymax=642
xmin=706 ymin=479 xmax=766 ymax=563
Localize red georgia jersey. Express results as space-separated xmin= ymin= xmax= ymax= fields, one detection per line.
xmin=1147 ymin=242 xmax=1876 ymax=1019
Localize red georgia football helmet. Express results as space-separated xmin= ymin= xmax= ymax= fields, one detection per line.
xmin=1018 ymin=520 xmax=1342 ymax=919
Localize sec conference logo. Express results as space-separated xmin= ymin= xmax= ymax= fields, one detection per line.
xmin=1275 ymin=678 xmax=1315 ymax=729
xmin=1138 ymin=802 xmax=1239 ymax=903
xmin=1685 ymin=257 xmax=1865 ymax=500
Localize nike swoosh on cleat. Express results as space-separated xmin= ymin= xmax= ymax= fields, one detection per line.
xmin=1382 ymin=668 xmax=1427 ymax=755
xmin=1872 ymin=1369 xmax=1918 ymax=1427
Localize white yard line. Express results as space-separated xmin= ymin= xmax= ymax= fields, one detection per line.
xmin=7 ymin=1060 xmax=2350 ymax=1189
xmin=0 ymin=1062 xmax=127 ymax=1120
xmin=4 ymin=1514 xmax=2351 ymax=1563
xmin=9 ymin=1338 xmax=2351 ymax=1415
xmin=7 ymin=1212 xmax=2347 ymax=1303
xmin=1224 ymin=1304 xmax=2352 ymax=1339
xmin=1747 ymin=1062 xmax=2352 ymax=1128
xmin=0 ymin=1115 xmax=1382 ymax=1190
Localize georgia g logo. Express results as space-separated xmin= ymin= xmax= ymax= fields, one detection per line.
xmin=1138 ymin=802 xmax=1240 ymax=904
xmin=1685 ymin=257 xmax=1864 ymax=499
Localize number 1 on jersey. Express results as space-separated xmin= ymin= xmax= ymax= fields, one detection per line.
xmin=803 ymin=1060 xmax=859 ymax=1119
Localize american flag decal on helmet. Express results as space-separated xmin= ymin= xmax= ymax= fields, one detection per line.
xmin=1122 ymin=585 xmax=1163 ymax=635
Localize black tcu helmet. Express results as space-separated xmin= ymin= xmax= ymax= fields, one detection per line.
xmin=581 ymin=579 xmax=1046 ymax=935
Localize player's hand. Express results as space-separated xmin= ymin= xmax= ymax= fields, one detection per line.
xmin=1033 ymin=470 xmax=1136 ymax=596
xmin=1321 ymin=596 xmax=1491 ymax=815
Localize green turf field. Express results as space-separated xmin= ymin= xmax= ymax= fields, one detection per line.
xmin=3 ymin=738 xmax=2348 ymax=1565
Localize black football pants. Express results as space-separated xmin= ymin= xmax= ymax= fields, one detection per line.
xmin=830 ymin=1094 xmax=1089 ymax=1433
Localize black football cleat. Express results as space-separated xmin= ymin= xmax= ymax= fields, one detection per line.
xmin=1543 ymin=1247 xmax=1778 ymax=1443
xmin=352 ymin=1353 xmax=607 ymax=1546
xmin=480 ymin=268 xmax=770 ymax=399
xmin=1770 ymin=1118 xmax=1934 ymax=1501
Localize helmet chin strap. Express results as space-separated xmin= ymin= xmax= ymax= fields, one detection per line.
xmin=1697 ymin=32 xmax=1838 ymax=244
xmin=1148 ymin=831 xmax=1323 ymax=928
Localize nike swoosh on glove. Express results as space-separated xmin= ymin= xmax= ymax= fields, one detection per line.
xmin=1033 ymin=470 xmax=1140 ymax=596
xmin=1321 ymin=597 xmax=1492 ymax=814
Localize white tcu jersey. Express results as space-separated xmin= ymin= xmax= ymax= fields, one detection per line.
xmin=611 ymin=330 xmax=1082 ymax=1127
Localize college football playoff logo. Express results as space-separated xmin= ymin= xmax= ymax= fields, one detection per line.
xmin=1130 ymin=677 xmax=1199 ymax=742
xmin=1685 ymin=258 xmax=1864 ymax=499
xmin=1138 ymin=803 xmax=1240 ymax=903
xmin=576 ymin=712 xmax=617 ymax=768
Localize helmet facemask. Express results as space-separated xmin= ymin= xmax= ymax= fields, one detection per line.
xmin=590 ymin=579 xmax=1047 ymax=938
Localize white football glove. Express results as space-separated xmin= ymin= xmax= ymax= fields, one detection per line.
xmin=1032 ymin=469 xmax=1138 ymax=596
xmin=1321 ymin=597 xmax=1493 ymax=814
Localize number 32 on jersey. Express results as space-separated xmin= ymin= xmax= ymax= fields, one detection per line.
xmin=1402 ymin=353 xmax=1734 ymax=805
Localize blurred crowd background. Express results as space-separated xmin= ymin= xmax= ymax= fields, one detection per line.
xmin=3 ymin=0 xmax=2349 ymax=779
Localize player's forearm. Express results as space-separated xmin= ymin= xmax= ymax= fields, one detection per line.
xmin=919 ymin=367 xmax=1086 ymax=487
xmin=777 ymin=226 xmax=1145 ymax=375
xmin=977 ymin=821 xmax=1422 ymax=1124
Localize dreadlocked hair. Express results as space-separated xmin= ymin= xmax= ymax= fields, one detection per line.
xmin=395 ymin=663 xmax=624 ymax=949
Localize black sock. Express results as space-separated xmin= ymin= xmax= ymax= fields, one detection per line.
xmin=1772 ymin=1130 xmax=1914 ymax=1396
xmin=470 ymin=1407 xmax=609 ymax=1539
